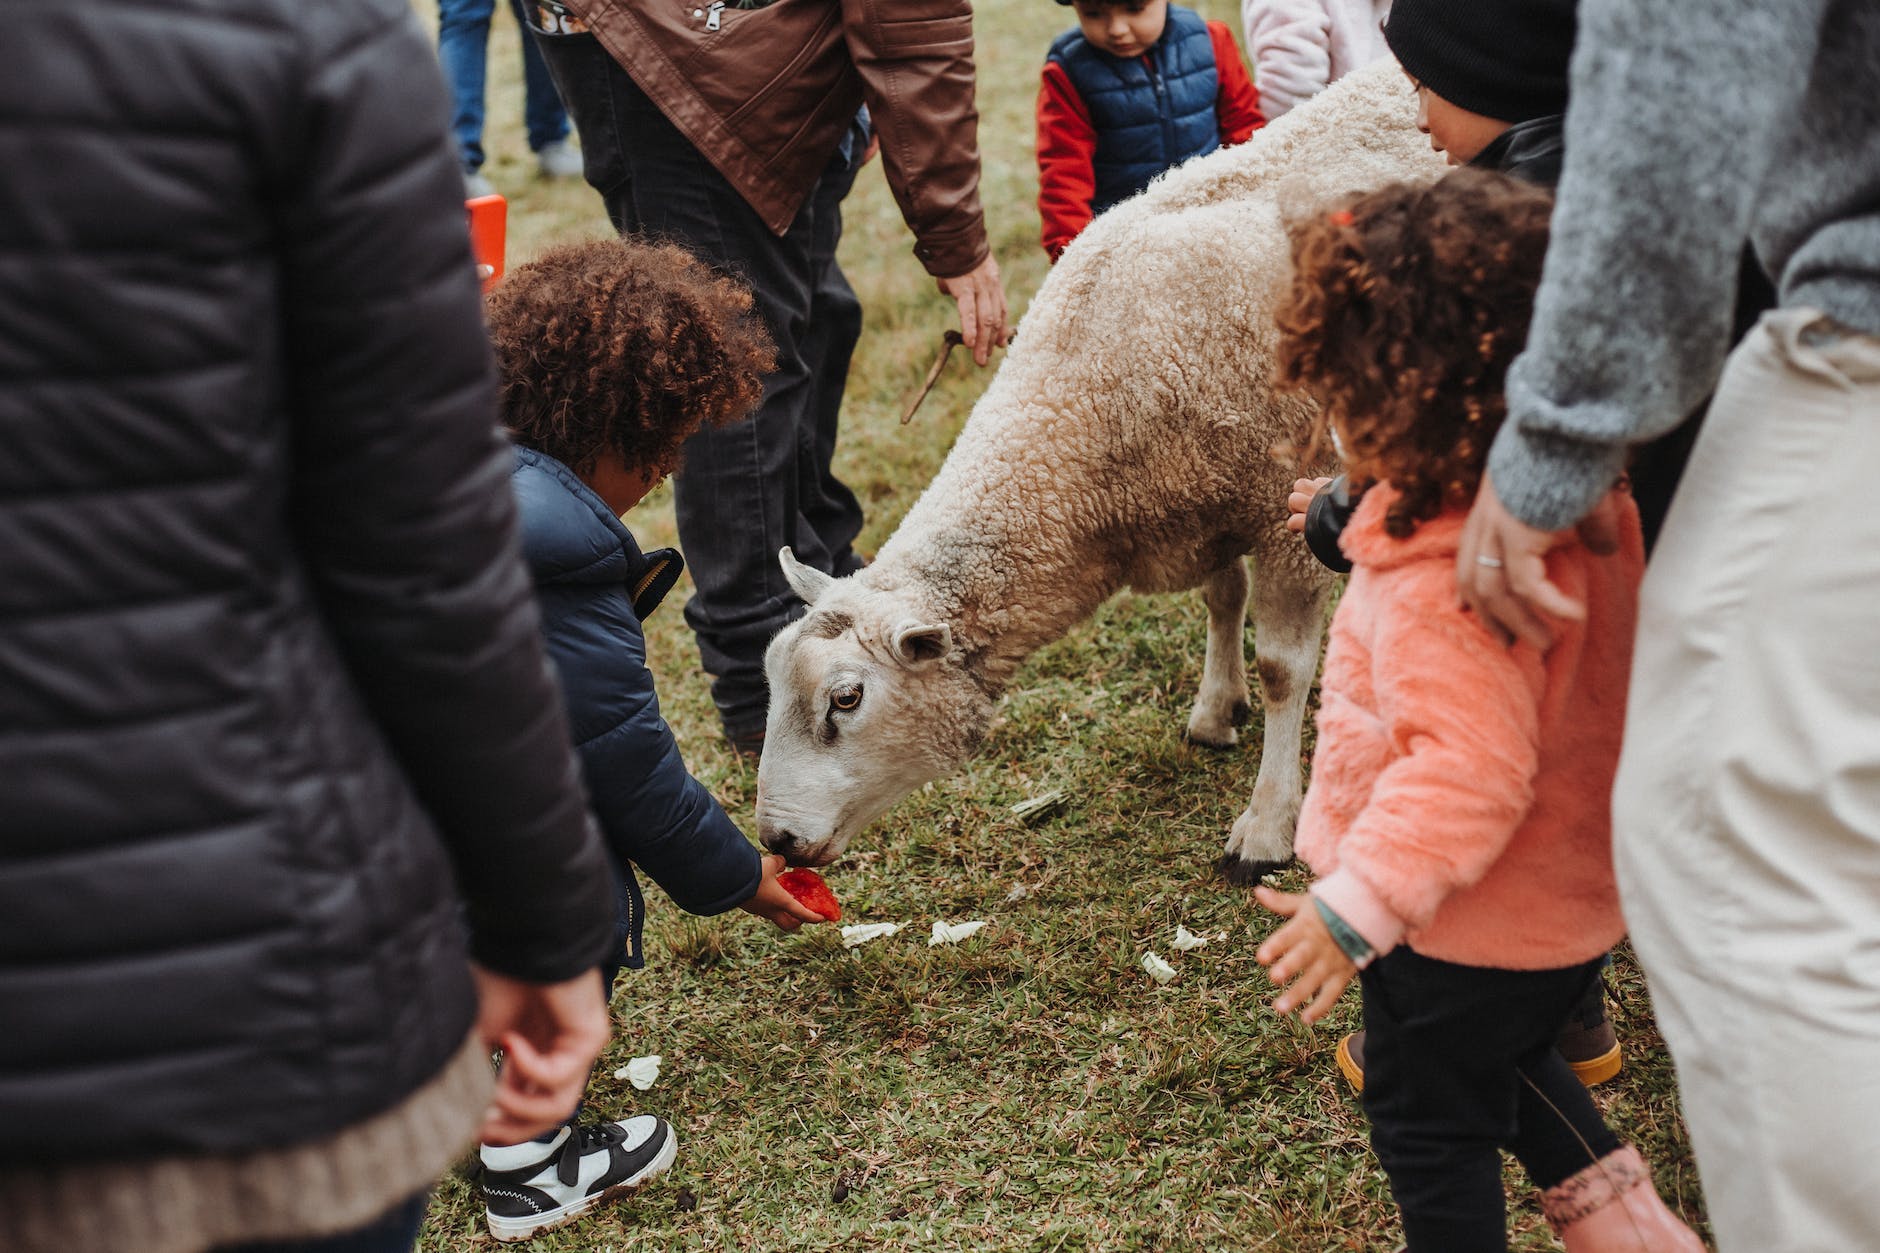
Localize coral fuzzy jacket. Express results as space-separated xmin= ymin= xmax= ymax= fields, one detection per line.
xmin=1298 ymin=486 xmax=1645 ymax=970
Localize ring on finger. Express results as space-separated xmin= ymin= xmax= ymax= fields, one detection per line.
xmin=1474 ymin=554 xmax=1504 ymax=569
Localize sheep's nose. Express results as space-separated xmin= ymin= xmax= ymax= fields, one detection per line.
xmin=761 ymin=829 xmax=800 ymax=857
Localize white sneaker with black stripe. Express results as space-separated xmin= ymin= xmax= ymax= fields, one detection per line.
xmin=478 ymin=1115 xmax=676 ymax=1242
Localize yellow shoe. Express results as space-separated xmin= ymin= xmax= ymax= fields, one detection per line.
xmin=1335 ymin=1032 xmax=1365 ymax=1093
xmin=1558 ymin=980 xmax=1623 ymax=1087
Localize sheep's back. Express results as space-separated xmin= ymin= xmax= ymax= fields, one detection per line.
xmin=889 ymin=60 xmax=1443 ymax=589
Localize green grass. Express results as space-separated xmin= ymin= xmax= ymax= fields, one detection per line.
xmin=420 ymin=7 xmax=1703 ymax=1249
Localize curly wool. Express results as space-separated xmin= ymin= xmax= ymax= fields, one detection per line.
xmin=485 ymin=237 xmax=776 ymax=477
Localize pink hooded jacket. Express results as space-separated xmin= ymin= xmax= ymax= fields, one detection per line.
xmin=1299 ymin=486 xmax=1644 ymax=970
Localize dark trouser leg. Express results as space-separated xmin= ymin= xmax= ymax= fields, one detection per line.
xmin=1508 ymin=1039 xmax=1622 ymax=1190
xmin=1361 ymin=949 xmax=1616 ymax=1252
xmin=796 ymin=161 xmax=866 ymax=576
xmin=509 ymin=0 xmax=570 ymax=152
xmin=519 ymin=24 xmax=629 ymax=214
xmin=532 ymin=32 xmax=861 ymax=731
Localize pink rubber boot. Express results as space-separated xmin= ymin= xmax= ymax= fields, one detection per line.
xmin=1540 ymin=1146 xmax=1707 ymax=1252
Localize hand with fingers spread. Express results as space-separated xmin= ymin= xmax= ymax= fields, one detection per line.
xmin=936 ymin=254 xmax=1010 ymax=366
xmin=739 ymin=853 xmax=834 ymax=930
xmin=473 ymin=966 xmax=610 ymax=1146
xmin=1254 ymin=886 xmax=1357 ymax=1024
xmin=1456 ymin=475 xmax=1624 ymax=649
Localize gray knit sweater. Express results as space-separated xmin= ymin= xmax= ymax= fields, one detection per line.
xmin=1490 ymin=0 xmax=1880 ymax=531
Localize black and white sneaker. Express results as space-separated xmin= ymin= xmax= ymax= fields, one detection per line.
xmin=478 ymin=1115 xmax=676 ymax=1243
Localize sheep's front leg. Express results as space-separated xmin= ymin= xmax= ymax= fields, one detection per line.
xmin=1220 ymin=563 xmax=1332 ymax=884
xmin=1184 ymin=559 xmax=1253 ymax=747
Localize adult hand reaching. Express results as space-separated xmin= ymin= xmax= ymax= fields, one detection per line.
xmin=1456 ymin=474 xmax=1622 ymax=649
xmin=936 ymin=254 xmax=1009 ymax=366
xmin=473 ymin=965 xmax=610 ymax=1146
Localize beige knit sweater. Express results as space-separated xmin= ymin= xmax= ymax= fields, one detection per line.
xmin=0 ymin=1031 xmax=491 ymax=1253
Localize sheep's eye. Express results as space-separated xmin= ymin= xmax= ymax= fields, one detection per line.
xmin=831 ymin=686 xmax=862 ymax=713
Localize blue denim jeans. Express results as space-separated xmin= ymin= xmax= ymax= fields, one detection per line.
xmin=529 ymin=26 xmax=868 ymax=733
xmin=215 ymin=1193 xmax=428 ymax=1253
xmin=437 ymin=0 xmax=568 ymax=169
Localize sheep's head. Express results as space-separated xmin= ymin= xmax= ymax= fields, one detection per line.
xmin=756 ymin=548 xmax=992 ymax=866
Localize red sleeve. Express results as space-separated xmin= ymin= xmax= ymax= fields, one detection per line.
xmin=1208 ymin=21 xmax=1266 ymax=146
xmin=1036 ymin=60 xmax=1098 ymax=262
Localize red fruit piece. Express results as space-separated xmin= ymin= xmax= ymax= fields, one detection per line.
xmin=777 ymin=868 xmax=842 ymax=922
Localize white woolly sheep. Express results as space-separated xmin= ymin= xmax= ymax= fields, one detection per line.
xmin=755 ymin=61 xmax=1443 ymax=880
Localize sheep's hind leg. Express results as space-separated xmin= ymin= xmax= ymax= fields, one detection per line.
xmin=1184 ymin=559 xmax=1253 ymax=748
xmin=1219 ymin=561 xmax=1332 ymax=885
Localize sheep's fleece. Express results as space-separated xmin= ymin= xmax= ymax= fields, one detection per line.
xmin=756 ymin=61 xmax=1443 ymax=876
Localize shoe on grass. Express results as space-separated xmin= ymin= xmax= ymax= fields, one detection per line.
xmin=536 ymin=138 xmax=583 ymax=180
xmin=1557 ymin=977 xmax=1623 ymax=1086
xmin=1335 ymin=990 xmax=1623 ymax=1095
xmin=1335 ymin=1032 xmax=1367 ymax=1092
xmin=479 ymin=1115 xmax=675 ymax=1243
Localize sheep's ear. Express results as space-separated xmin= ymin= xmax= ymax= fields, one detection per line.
xmin=779 ymin=547 xmax=834 ymax=607
xmin=891 ymin=620 xmax=952 ymax=668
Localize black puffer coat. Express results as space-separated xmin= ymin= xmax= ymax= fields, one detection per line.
xmin=0 ymin=0 xmax=615 ymax=1166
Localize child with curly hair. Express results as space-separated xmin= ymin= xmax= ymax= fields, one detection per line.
xmin=1255 ymin=170 xmax=1703 ymax=1253
xmin=472 ymin=238 xmax=831 ymax=1242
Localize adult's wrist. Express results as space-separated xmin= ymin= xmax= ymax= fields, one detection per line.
xmin=1485 ymin=423 xmax=1629 ymax=533
xmin=917 ymin=229 xmax=989 ymax=280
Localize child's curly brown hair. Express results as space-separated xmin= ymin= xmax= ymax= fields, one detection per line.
xmin=1274 ymin=168 xmax=1554 ymax=538
xmin=486 ymin=237 xmax=776 ymax=479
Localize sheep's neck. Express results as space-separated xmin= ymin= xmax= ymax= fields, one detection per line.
xmin=874 ymin=472 xmax=1122 ymax=696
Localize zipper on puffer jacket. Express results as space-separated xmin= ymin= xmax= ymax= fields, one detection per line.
xmin=624 ymin=873 xmax=644 ymax=967
xmin=631 ymin=557 xmax=671 ymax=608
xmin=1146 ymin=56 xmax=1176 ymax=163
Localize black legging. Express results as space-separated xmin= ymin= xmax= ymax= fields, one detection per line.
xmin=1360 ymin=948 xmax=1621 ymax=1253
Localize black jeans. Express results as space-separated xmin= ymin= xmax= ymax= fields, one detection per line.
xmin=529 ymin=27 xmax=866 ymax=732
xmin=1360 ymin=948 xmax=1621 ymax=1253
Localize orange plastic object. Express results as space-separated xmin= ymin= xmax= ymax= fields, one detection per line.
xmin=466 ymin=194 xmax=507 ymax=292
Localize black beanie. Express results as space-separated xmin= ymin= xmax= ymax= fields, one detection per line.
xmin=1383 ymin=0 xmax=1578 ymax=124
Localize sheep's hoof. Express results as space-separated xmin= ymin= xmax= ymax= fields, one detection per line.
xmin=1182 ymin=725 xmax=1240 ymax=751
xmin=1216 ymin=854 xmax=1292 ymax=886
xmin=1230 ymin=699 xmax=1254 ymax=726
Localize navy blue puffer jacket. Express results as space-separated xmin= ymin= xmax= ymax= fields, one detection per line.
xmin=1047 ymin=5 xmax=1222 ymax=213
xmin=512 ymin=449 xmax=762 ymax=971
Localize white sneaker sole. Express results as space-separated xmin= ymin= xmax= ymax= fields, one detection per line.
xmin=485 ymin=1127 xmax=678 ymax=1243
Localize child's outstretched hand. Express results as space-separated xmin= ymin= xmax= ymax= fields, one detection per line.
xmin=1254 ymin=885 xmax=1357 ymax=1024
xmin=1285 ymin=477 xmax=1334 ymax=534
xmin=739 ymin=854 xmax=832 ymax=931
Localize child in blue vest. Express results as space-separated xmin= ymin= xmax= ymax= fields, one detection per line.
xmin=1038 ymin=0 xmax=1264 ymax=260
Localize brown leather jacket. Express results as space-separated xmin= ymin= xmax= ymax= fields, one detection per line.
xmin=571 ymin=0 xmax=989 ymax=278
